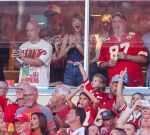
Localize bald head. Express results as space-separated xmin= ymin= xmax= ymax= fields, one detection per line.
xmin=26 ymin=21 xmax=41 ymax=43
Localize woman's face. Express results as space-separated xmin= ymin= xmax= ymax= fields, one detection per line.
xmin=131 ymin=94 xmax=142 ymax=107
xmin=88 ymin=125 xmax=100 ymax=135
xmin=31 ymin=114 xmax=40 ymax=130
xmin=72 ymin=18 xmax=83 ymax=33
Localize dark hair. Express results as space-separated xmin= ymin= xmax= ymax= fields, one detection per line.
xmin=72 ymin=107 xmax=86 ymax=124
xmin=93 ymin=73 xmax=106 ymax=92
xmin=85 ymin=124 xmax=100 ymax=135
xmin=112 ymin=12 xmax=126 ymax=21
xmin=132 ymin=92 xmax=145 ymax=100
xmin=113 ymin=128 xmax=126 ymax=135
xmin=126 ymin=122 xmax=137 ymax=132
xmin=79 ymin=92 xmax=90 ymax=101
xmin=31 ymin=112 xmax=48 ymax=135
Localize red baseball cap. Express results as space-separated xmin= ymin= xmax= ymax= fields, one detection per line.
xmin=15 ymin=114 xmax=30 ymax=122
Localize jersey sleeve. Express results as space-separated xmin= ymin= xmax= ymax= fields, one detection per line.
xmin=133 ymin=34 xmax=148 ymax=58
xmin=82 ymin=78 xmax=92 ymax=91
xmin=40 ymin=106 xmax=56 ymax=131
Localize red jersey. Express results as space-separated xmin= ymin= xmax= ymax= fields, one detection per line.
xmin=97 ymin=32 xmax=148 ymax=86
xmin=82 ymin=79 xmax=103 ymax=100
xmin=0 ymin=96 xmax=22 ymax=123
xmin=94 ymin=93 xmax=116 ymax=127
xmin=46 ymin=105 xmax=70 ymax=120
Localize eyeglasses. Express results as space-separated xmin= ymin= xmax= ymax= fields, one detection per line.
xmin=17 ymin=88 xmax=24 ymax=91
xmin=0 ymin=87 xmax=7 ymax=90
xmin=24 ymin=94 xmax=36 ymax=98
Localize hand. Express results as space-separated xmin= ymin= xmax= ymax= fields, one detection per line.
xmin=74 ymin=62 xmax=81 ymax=66
xmin=78 ymin=84 xmax=85 ymax=91
xmin=117 ymin=52 xmax=128 ymax=60
xmin=132 ymin=100 xmax=142 ymax=111
xmin=119 ymin=68 xmax=127 ymax=80
xmin=68 ymin=35 xmax=75 ymax=48
xmin=108 ymin=59 xmax=117 ymax=67
xmin=12 ymin=49 xmax=23 ymax=60
xmin=59 ymin=128 xmax=70 ymax=135
xmin=48 ymin=99 xmax=57 ymax=112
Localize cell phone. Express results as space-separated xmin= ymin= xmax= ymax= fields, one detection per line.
xmin=141 ymin=100 xmax=150 ymax=107
xmin=14 ymin=43 xmax=19 ymax=52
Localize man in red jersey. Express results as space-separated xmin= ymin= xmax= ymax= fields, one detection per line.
xmin=94 ymin=74 xmax=126 ymax=128
xmin=14 ymin=114 xmax=30 ymax=135
xmin=97 ymin=12 xmax=148 ymax=87
xmin=0 ymin=81 xmax=28 ymax=123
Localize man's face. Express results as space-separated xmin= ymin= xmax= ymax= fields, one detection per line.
xmin=51 ymin=88 xmax=61 ymax=103
xmin=15 ymin=121 xmax=29 ymax=134
xmin=112 ymin=16 xmax=126 ymax=34
xmin=110 ymin=82 xmax=118 ymax=97
xmin=24 ymin=88 xmax=38 ymax=108
xmin=66 ymin=109 xmax=78 ymax=124
xmin=16 ymin=82 xmax=27 ymax=99
xmin=124 ymin=124 xmax=136 ymax=135
xmin=26 ymin=22 xmax=39 ymax=42
xmin=141 ymin=114 xmax=150 ymax=128
xmin=103 ymin=118 xmax=116 ymax=132
xmin=47 ymin=14 xmax=61 ymax=32
xmin=0 ymin=82 xmax=8 ymax=97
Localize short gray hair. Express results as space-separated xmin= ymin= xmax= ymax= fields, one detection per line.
xmin=55 ymin=84 xmax=71 ymax=97
xmin=24 ymin=85 xmax=38 ymax=94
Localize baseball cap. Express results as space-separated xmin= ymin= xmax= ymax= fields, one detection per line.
xmin=15 ymin=114 xmax=30 ymax=122
xmin=44 ymin=4 xmax=61 ymax=16
xmin=111 ymin=74 xmax=127 ymax=84
xmin=112 ymin=12 xmax=126 ymax=21
xmin=102 ymin=110 xmax=117 ymax=120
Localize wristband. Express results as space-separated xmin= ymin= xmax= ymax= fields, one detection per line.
xmin=119 ymin=79 xmax=124 ymax=82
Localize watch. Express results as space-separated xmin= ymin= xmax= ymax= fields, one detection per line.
xmin=52 ymin=112 xmax=57 ymax=116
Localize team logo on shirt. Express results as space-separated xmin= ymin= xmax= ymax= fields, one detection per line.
xmin=129 ymin=32 xmax=135 ymax=35
xmin=126 ymin=35 xmax=132 ymax=40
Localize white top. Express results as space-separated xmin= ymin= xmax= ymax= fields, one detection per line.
xmin=19 ymin=39 xmax=52 ymax=87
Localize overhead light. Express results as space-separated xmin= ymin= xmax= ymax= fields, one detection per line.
xmin=38 ymin=22 xmax=45 ymax=25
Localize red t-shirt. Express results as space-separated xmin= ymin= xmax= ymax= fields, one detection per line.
xmin=0 ymin=96 xmax=23 ymax=123
xmin=94 ymin=93 xmax=116 ymax=127
xmin=46 ymin=105 xmax=70 ymax=120
xmin=97 ymin=32 xmax=148 ymax=86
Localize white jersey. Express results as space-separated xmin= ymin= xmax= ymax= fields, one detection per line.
xmin=19 ymin=39 xmax=52 ymax=87
xmin=58 ymin=127 xmax=85 ymax=135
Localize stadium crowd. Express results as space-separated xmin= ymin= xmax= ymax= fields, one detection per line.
xmin=0 ymin=2 xmax=150 ymax=135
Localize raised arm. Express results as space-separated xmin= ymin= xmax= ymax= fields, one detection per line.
xmin=116 ymin=69 xmax=126 ymax=109
xmin=66 ymin=84 xmax=84 ymax=108
xmin=116 ymin=100 xmax=142 ymax=129
xmin=82 ymin=88 xmax=99 ymax=110
xmin=74 ymin=62 xmax=87 ymax=81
